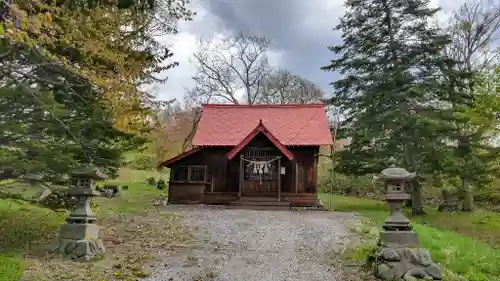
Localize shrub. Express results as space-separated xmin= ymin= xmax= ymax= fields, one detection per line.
xmin=156 ymin=180 xmax=166 ymax=190
xmin=318 ymin=173 xmax=384 ymax=199
xmin=474 ymin=187 xmax=500 ymax=212
xmin=127 ymin=153 xmax=156 ymax=171
xmin=96 ymin=184 xmax=104 ymax=193
xmin=38 ymin=188 xmax=77 ymax=210
xmin=100 ymin=184 xmax=120 ymax=197
xmin=319 ymin=172 xmax=444 ymax=207
xmin=146 ymin=177 xmax=156 ymax=185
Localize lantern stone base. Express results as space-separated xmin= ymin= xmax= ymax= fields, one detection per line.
xmin=437 ymin=202 xmax=460 ymax=212
xmin=380 ymin=230 xmax=419 ymax=248
xmin=375 ymin=247 xmax=443 ymax=281
xmin=53 ymin=223 xmax=105 ymax=260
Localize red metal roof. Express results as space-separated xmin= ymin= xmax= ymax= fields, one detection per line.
xmin=192 ymin=104 xmax=334 ymax=146
xmin=226 ymin=120 xmax=295 ymax=160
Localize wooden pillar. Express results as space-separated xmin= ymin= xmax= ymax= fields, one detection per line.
xmin=239 ymin=154 xmax=243 ymax=199
xmin=277 ymin=156 xmax=281 ymax=201
xmin=313 ymin=153 xmax=318 ymax=194
xmin=295 ymin=161 xmax=299 ymax=194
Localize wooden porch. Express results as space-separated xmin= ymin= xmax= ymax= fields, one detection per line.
xmin=201 ymin=191 xmax=322 ymax=208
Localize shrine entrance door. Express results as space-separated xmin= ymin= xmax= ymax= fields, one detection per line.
xmin=239 ymin=147 xmax=281 ymax=198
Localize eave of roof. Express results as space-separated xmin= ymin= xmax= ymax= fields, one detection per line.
xmin=157 ymin=146 xmax=204 ymax=168
xmin=226 ymin=120 xmax=295 ymax=161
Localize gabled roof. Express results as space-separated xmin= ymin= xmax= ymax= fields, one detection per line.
xmin=227 ymin=120 xmax=294 ymax=160
xmin=191 ymin=104 xmax=334 ymax=146
xmin=158 ymin=147 xmax=204 ymax=168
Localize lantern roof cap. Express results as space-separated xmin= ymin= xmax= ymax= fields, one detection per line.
xmin=23 ymin=173 xmax=43 ymax=181
xmin=71 ymin=164 xmax=107 ymax=180
xmin=380 ymin=157 xmax=416 ymax=180
xmin=380 ymin=167 xmax=416 ymax=180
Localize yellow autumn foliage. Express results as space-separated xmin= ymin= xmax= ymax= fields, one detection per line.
xmin=2 ymin=0 xmax=191 ymax=133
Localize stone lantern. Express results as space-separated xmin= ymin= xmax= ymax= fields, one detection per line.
xmin=374 ymin=158 xmax=443 ymax=281
xmin=379 ymin=157 xmax=418 ymax=248
xmin=54 ymin=164 xmax=106 ymax=260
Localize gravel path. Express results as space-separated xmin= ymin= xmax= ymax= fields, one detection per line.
xmin=146 ymin=205 xmax=357 ymax=281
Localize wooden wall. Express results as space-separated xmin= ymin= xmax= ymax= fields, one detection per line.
xmin=167 ymin=140 xmax=319 ymax=196
xmin=169 ymin=146 xmax=232 ymax=192
xmin=289 ymin=146 xmax=319 ymax=194
xmin=168 ymin=183 xmax=205 ymax=203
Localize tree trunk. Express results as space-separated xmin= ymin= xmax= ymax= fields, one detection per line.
xmin=404 ymin=141 xmax=425 ymax=215
xmin=246 ymin=85 xmax=252 ymax=104
xmin=410 ymin=179 xmax=425 ymax=215
xmin=404 ymin=182 xmax=413 ymax=207
xmin=460 ymin=177 xmax=474 ymax=212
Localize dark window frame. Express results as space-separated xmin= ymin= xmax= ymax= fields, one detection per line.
xmin=172 ymin=165 xmax=208 ymax=183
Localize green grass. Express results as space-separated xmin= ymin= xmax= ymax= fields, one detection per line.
xmin=96 ymin=168 xmax=168 ymax=215
xmin=0 ymin=255 xmax=23 ymax=281
xmin=320 ymin=194 xmax=500 ymax=281
xmin=0 ymin=199 xmax=64 ymax=281
xmin=0 ymin=168 xmax=168 ymax=281
xmin=108 ymin=167 xmax=167 ymax=185
xmin=94 ymin=182 xmax=165 ymax=215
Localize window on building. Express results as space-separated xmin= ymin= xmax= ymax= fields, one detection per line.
xmin=190 ymin=166 xmax=205 ymax=181
xmin=172 ymin=165 xmax=207 ymax=182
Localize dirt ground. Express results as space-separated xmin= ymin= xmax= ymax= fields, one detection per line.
xmin=144 ymin=205 xmax=359 ymax=281
xmin=22 ymin=209 xmax=191 ymax=281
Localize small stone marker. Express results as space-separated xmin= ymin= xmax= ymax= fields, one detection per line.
xmin=53 ymin=164 xmax=106 ymax=261
xmin=375 ymin=158 xmax=443 ymax=281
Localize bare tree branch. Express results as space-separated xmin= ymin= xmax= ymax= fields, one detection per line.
xmin=191 ymin=33 xmax=271 ymax=104
xmin=446 ymin=0 xmax=500 ymax=72
xmin=182 ymin=107 xmax=201 ymax=152
xmin=257 ymin=69 xmax=325 ymax=104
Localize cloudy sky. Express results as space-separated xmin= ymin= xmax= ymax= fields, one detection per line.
xmin=155 ymin=0 xmax=468 ymax=103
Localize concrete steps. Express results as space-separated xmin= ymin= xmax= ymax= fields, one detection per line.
xmin=228 ymin=197 xmax=291 ymax=210
xmin=226 ymin=205 xmax=291 ymax=211
xmin=237 ymin=196 xmax=283 ymax=202
xmin=230 ymin=200 xmax=291 ymax=206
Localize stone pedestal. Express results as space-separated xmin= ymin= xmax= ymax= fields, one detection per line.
xmin=375 ymin=248 xmax=443 ymax=280
xmin=438 ymin=190 xmax=460 ymax=212
xmin=379 ymin=231 xmax=419 ymax=248
xmin=60 ymin=223 xmax=101 ymax=240
xmin=438 ymin=201 xmax=460 ymax=212
xmin=55 ymin=223 xmax=105 ymax=260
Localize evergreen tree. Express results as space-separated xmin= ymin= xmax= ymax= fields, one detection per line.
xmin=438 ymin=1 xmax=500 ymax=211
xmin=0 ymin=0 xmax=193 ymax=197
xmin=322 ymin=0 xmax=454 ymax=214
xmin=0 ymin=83 xmax=145 ymax=181
xmin=2 ymin=0 xmax=194 ymax=132
xmin=444 ymin=67 xmax=500 ymax=210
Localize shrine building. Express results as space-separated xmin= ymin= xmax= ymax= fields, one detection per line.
xmin=158 ymin=104 xmax=334 ymax=209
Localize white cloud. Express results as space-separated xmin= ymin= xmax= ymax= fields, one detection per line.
xmin=154 ymin=0 xmax=287 ymax=104
xmin=234 ymin=88 xmax=246 ymax=102
xmin=153 ymin=0 xmax=468 ymax=104
xmin=151 ymin=32 xmax=198 ymax=103
xmin=300 ymin=0 xmax=345 ymax=33
xmin=267 ymin=49 xmax=284 ymax=67
xmin=154 ymin=1 xmax=223 ymax=102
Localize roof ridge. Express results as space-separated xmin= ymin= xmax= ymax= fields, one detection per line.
xmin=202 ymin=103 xmax=325 ymax=108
